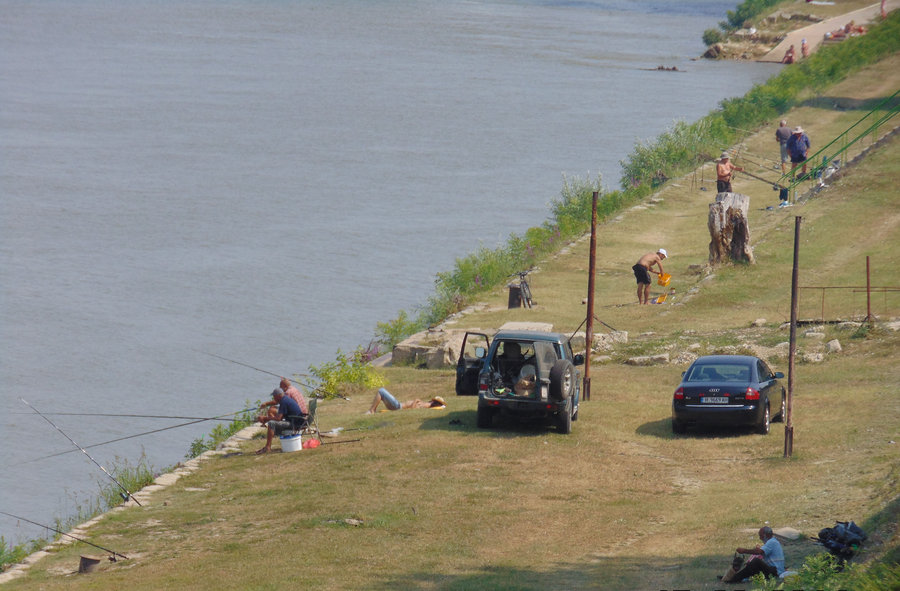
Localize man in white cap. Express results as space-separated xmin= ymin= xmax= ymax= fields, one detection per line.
xmin=716 ymin=152 xmax=743 ymax=193
xmin=632 ymin=249 xmax=667 ymax=305
xmin=786 ymin=126 xmax=811 ymax=177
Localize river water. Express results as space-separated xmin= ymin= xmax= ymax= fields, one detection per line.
xmin=0 ymin=0 xmax=778 ymax=542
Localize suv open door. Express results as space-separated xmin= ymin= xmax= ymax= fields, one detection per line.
xmin=455 ymin=331 xmax=490 ymax=395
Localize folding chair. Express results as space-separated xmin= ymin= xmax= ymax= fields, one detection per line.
xmin=303 ymin=398 xmax=321 ymax=441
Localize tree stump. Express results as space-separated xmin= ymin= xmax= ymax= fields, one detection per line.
xmin=708 ymin=192 xmax=755 ymax=265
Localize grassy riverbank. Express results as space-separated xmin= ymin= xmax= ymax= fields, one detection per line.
xmin=4 ymin=40 xmax=899 ymax=590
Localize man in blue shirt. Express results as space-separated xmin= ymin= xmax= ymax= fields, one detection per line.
xmin=729 ymin=526 xmax=786 ymax=581
xmin=786 ymin=126 xmax=811 ymax=177
xmin=256 ymin=388 xmax=305 ymax=455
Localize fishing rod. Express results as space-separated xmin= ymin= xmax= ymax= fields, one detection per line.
xmin=0 ymin=511 xmax=128 ymax=561
xmin=11 ymin=411 xmax=236 ymax=421
xmin=202 ymin=351 xmax=350 ymax=401
xmin=20 ymin=398 xmax=142 ymax=506
xmin=201 ymin=351 xmax=321 ymax=392
xmin=16 ymin=407 xmax=257 ymax=465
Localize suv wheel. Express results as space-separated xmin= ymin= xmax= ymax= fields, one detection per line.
xmin=557 ymin=400 xmax=572 ymax=434
xmin=549 ymin=359 xmax=575 ymax=400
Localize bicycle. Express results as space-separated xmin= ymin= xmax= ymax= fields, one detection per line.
xmin=510 ymin=270 xmax=534 ymax=308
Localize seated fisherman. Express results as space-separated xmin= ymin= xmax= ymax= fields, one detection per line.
xmin=256 ymin=388 xmax=306 ymax=455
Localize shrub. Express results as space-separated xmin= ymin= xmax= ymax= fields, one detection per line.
xmin=308 ymin=348 xmax=386 ymax=398
xmin=375 ymin=310 xmax=423 ymax=351
xmin=703 ymin=28 xmax=723 ymax=47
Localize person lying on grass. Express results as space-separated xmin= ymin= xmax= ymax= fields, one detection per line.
xmin=365 ymin=388 xmax=446 ymax=414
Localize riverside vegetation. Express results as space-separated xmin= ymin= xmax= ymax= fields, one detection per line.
xmin=3 ymin=8 xmax=899 ymax=591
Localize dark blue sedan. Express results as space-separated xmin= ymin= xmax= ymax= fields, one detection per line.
xmin=672 ymin=355 xmax=785 ymax=435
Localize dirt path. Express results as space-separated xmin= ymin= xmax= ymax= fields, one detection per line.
xmin=760 ymin=0 xmax=898 ymax=62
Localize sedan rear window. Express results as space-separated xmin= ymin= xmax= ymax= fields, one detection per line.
xmin=685 ymin=364 xmax=751 ymax=383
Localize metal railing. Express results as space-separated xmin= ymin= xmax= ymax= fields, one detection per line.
xmin=780 ymin=88 xmax=900 ymax=199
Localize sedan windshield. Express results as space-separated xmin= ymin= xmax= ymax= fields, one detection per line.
xmin=684 ymin=363 xmax=751 ymax=383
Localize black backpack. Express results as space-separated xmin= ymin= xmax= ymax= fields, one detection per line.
xmin=817 ymin=521 xmax=867 ymax=559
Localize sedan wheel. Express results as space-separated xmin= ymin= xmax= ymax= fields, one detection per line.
xmin=773 ymin=393 xmax=786 ymax=423
xmin=756 ymin=404 xmax=770 ymax=435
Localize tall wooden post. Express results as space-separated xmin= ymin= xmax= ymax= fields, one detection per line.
xmin=583 ymin=191 xmax=598 ymax=402
xmin=866 ymin=255 xmax=873 ymax=324
xmin=785 ymin=216 xmax=801 ymax=458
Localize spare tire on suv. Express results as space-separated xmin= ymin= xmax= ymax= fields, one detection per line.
xmin=549 ymin=359 xmax=575 ymax=400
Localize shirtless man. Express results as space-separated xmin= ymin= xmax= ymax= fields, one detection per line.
xmin=632 ymin=249 xmax=667 ymax=305
xmin=716 ymin=152 xmax=743 ymax=193
xmin=366 ymin=388 xmax=446 ymax=414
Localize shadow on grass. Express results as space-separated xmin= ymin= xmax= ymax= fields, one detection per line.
xmin=418 ymin=410 xmax=560 ymax=438
xmin=799 ymin=94 xmax=900 ymax=112
xmin=363 ymin=550 xmax=819 ymax=591
xmin=636 ymin=417 xmax=767 ymax=440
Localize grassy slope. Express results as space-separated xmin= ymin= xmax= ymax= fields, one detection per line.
xmin=6 ymin=58 xmax=900 ymax=591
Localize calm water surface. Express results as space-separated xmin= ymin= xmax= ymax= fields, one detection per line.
xmin=1 ymin=0 xmax=778 ymax=540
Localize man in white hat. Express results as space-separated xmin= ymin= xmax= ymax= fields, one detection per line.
xmin=786 ymin=126 xmax=810 ymax=177
xmin=632 ymin=249 xmax=668 ymax=305
xmin=716 ymin=152 xmax=743 ymax=193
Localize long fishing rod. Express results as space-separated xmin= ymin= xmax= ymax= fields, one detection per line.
xmin=202 ymin=351 xmax=349 ymax=401
xmin=20 ymin=399 xmax=142 ymax=506
xmin=0 ymin=511 xmax=128 ymax=560
xmin=11 ymin=412 xmax=236 ymax=421
xmin=201 ymin=351 xmax=321 ymax=392
xmin=16 ymin=407 xmax=257 ymax=465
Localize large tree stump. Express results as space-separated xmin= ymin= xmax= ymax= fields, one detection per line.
xmin=708 ymin=192 xmax=755 ymax=265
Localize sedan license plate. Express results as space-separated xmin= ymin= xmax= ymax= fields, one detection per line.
xmin=702 ymin=396 xmax=728 ymax=404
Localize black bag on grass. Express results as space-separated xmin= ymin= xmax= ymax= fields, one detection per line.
xmin=817 ymin=520 xmax=867 ymax=559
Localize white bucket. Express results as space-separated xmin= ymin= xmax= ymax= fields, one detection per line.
xmin=279 ymin=433 xmax=303 ymax=453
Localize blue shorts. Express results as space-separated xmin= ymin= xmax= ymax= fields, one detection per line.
xmin=378 ymin=388 xmax=401 ymax=410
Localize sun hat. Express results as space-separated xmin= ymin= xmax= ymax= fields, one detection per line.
xmin=432 ymin=396 xmax=446 ymax=407
xmin=657 ymin=248 xmax=668 ymax=257
xmin=720 ymin=151 xmax=729 ymax=159
xmin=793 ymin=126 xmax=804 ymax=133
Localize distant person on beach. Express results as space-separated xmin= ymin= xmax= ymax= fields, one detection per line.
xmin=365 ymin=388 xmax=446 ymax=414
xmin=256 ymin=388 xmax=306 ymax=454
xmin=632 ymin=249 xmax=667 ymax=305
xmin=716 ymin=152 xmax=743 ymax=193
xmin=775 ymin=120 xmax=792 ymax=174
xmin=801 ymin=38 xmax=809 ymax=59
xmin=787 ymin=126 xmax=811 ymax=177
xmin=781 ymin=45 xmax=795 ymax=64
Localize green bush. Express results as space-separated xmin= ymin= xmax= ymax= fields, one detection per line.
xmin=724 ymin=0 xmax=783 ymax=32
xmin=309 ymin=348 xmax=386 ymax=398
xmin=375 ymin=310 xmax=423 ymax=351
xmin=703 ymin=28 xmax=723 ymax=46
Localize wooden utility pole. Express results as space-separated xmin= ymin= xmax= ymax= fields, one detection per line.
xmin=583 ymin=191 xmax=598 ymax=402
xmin=785 ymin=216 xmax=801 ymax=458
